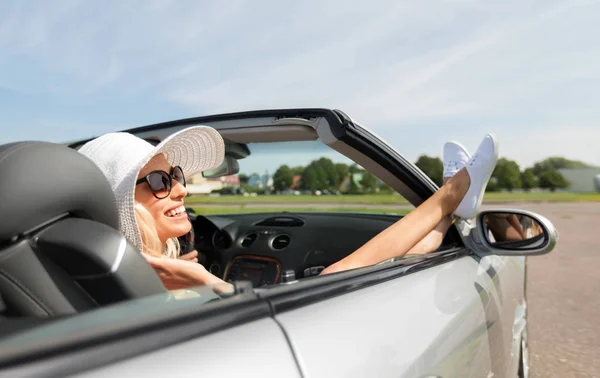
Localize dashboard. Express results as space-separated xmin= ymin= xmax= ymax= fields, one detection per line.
xmin=190 ymin=212 xmax=409 ymax=287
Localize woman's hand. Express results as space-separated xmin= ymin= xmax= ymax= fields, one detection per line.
xmin=178 ymin=250 xmax=198 ymax=263
xmin=142 ymin=253 xmax=231 ymax=293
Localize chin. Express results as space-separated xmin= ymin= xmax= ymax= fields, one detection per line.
xmin=159 ymin=219 xmax=192 ymax=240
xmin=171 ymin=224 xmax=192 ymax=238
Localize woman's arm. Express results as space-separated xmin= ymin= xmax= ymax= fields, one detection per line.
xmin=178 ymin=250 xmax=199 ymax=262
xmin=142 ymin=253 xmax=231 ymax=292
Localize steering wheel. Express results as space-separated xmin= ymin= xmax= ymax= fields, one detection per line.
xmin=178 ymin=212 xmax=196 ymax=254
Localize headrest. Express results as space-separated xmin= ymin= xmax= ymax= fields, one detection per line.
xmin=0 ymin=142 xmax=119 ymax=241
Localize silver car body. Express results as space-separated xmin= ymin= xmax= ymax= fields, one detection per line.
xmin=75 ymin=255 xmax=525 ymax=378
xmin=0 ymin=108 xmax=555 ymax=378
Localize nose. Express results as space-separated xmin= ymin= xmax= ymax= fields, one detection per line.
xmin=171 ymin=179 xmax=187 ymax=200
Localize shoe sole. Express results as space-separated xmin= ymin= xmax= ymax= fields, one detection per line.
xmin=468 ymin=133 xmax=499 ymax=219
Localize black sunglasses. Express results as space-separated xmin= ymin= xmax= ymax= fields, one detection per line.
xmin=136 ymin=166 xmax=186 ymax=199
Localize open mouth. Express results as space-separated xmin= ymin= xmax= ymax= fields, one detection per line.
xmin=165 ymin=205 xmax=186 ymax=218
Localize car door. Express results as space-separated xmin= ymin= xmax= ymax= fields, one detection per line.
xmin=467 ymin=253 xmax=527 ymax=378
xmin=74 ymin=317 xmax=302 ymax=378
xmin=261 ymin=248 xmax=521 ymax=378
xmin=0 ymin=292 xmax=302 ymax=378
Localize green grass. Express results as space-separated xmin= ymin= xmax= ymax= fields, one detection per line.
xmin=186 ymin=193 xmax=408 ymax=204
xmin=186 ymin=191 xmax=600 ymax=205
xmin=189 ymin=206 xmax=411 ymax=215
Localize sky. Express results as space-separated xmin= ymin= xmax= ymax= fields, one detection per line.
xmin=1 ymin=0 xmax=599 ymax=170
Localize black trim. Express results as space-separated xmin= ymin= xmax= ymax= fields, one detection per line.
xmin=0 ymin=294 xmax=271 ymax=377
xmin=324 ymin=115 xmax=462 ymax=245
xmin=491 ymin=233 xmax=546 ymax=249
xmin=260 ymin=248 xmax=469 ymax=313
xmin=0 ymin=316 xmax=58 ymax=339
xmin=342 ymin=126 xmax=437 ymax=198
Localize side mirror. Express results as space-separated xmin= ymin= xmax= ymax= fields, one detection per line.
xmin=202 ymin=156 xmax=240 ymax=178
xmin=475 ymin=209 xmax=558 ymax=256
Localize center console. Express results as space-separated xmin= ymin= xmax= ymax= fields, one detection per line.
xmin=223 ymin=256 xmax=281 ymax=287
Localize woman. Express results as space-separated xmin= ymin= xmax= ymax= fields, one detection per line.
xmin=79 ymin=126 xmax=498 ymax=290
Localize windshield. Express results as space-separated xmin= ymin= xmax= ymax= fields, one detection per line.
xmin=185 ymin=139 xmax=412 ymax=216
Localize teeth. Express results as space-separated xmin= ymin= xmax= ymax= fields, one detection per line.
xmin=166 ymin=206 xmax=185 ymax=217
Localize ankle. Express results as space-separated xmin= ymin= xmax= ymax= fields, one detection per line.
xmin=442 ymin=169 xmax=470 ymax=214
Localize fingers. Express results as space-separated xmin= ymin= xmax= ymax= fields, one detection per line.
xmin=142 ymin=253 xmax=161 ymax=266
xmin=179 ymin=254 xmax=199 ymax=263
xmin=180 ymin=250 xmax=198 ymax=259
xmin=179 ymin=250 xmax=199 ymax=263
xmin=213 ymin=282 xmax=235 ymax=295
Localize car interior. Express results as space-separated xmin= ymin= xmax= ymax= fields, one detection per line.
xmin=0 ymin=114 xmax=463 ymax=327
xmin=139 ymin=121 xmax=462 ymax=287
xmin=0 ymin=141 xmax=168 ymax=325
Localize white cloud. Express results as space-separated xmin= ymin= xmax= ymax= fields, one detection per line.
xmin=0 ymin=0 xmax=599 ymax=166
xmin=500 ymin=124 xmax=600 ymax=167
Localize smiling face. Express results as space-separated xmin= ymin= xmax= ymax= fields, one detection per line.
xmin=135 ymin=154 xmax=191 ymax=244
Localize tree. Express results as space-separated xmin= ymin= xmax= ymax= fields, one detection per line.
xmin=316 ymin=157 xmax=338 ymax=189
xmin=300 ymin=166 xmax=319 ymax=191
xmin=300 ymin=158 xmax=340 ymax=191
xmin=238 ymin=174 xmax=250 ymax=185
xmin=532 ymin=157 xmax=593 ymax=176
xmin=291 ymin=166 xmax=305 ymax=176
xmin=360 ymin=172 xmax=378 ymax=193
xmin=521 ymin=168 xmax=537 ymax=192
xmin=378 ymin=180 xmax=394 ymax=193
xmin=492 ymin=158 xmax=522 ymax=191
xmin=272 ymin=165 xmax=294 ymax=191
xmin=485 ymin=177 xmax=500 ymax=192
xmin=415 ymin=155 xmax=443 ymax=186
xmin=538 ymin=169 xmax=570 ymax=192
xmin=348 ymin=164 xmax=363 ymax=174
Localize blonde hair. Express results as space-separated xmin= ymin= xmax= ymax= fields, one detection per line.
xmin=134 ymin=203 xmax=181 ymax=259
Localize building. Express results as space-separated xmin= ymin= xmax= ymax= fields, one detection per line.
xmin=290 ymin=175 xmax=302 ymax=190
xmin=247 ymin=172 xmax=273 ymax=190
xmin=338 ymin=172 xmax=364 ymax=192
xmin=186 ymin=173 xmax=240 ymax=195
xmin=558 ymin=168 xmax=600 ymax=193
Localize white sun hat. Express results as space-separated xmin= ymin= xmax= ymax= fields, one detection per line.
xmin=78 ymin=126 xmax=225 ymax=252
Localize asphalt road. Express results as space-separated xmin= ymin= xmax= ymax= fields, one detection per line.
xmin=490 ymin=202 xmax=600 ymax=378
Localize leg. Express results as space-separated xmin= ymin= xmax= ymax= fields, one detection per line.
xmin=321 ymin=169 xmax=471 ymax=274
xmin=403 ymin=174 xmax=460 ymax=256
xmin=321 ymin=133 xmax=498 ymax=275
xmin=404 ymin=215 xmax=454 ymax=256
xmin=486 ymin=214 xmax=525 ymax=242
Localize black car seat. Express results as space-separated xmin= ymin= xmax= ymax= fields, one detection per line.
xmin=0 ymin=141 xmax=166 ymax=317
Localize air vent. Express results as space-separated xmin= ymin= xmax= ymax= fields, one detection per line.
xmin=240 ymin=233 xmax=258 ymax=248
xmin=212 ymin=230 xmax=231 ymax=250
xmin=271 ymin=235 xmax=291 ymax=250
xmin=255 ymin=216 xmax=305 ymax=227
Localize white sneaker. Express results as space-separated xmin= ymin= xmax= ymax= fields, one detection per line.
xmin=443 ymin=141 xmax=471 ymax=180
xmin=453 ymin=134 xmax=499 ymax=219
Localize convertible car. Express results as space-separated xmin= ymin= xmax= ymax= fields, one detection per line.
xmin=0 ymin=108 xmax=557 ymax=378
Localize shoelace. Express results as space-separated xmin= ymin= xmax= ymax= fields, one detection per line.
xmin=469 ymin=154 xmax=478 ymax=166
xmin=445 ymin=160 xmax=461 ymax=171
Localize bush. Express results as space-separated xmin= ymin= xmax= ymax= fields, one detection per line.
xmin=538 ymin=169 xmax=570 ymax=192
